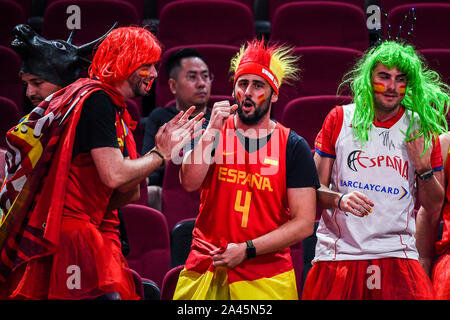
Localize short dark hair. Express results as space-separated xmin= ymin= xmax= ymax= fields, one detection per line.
xmin=166 ymin=48 xmax=208 ymax=79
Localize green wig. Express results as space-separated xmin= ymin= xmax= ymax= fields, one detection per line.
xmin=340 ymin=41 xmax=450 ymax=154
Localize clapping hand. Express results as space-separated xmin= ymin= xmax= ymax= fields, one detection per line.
xmin=154 ymin=106 xmax=205 ymax=161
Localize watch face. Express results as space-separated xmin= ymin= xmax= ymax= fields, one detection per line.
xmin=246 ymin=241 xmax=256 ymax=259
xmin=418 ymin=170 xmax=433 ymax=181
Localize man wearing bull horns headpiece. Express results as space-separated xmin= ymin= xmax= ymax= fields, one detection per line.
xmin=0 ymin=25 xmax=203 ymax=299
xmin=10 ymin=23 xmax=102 ymax=109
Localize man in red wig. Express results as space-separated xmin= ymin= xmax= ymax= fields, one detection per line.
xmin=173 ymin=39 xmax=319 ymax=300
xmin=0 ymin=26 xmax=203 ymax=299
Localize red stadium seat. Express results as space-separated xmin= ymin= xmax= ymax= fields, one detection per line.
xmin=161 ymin=264 xmax=184 ymax=300
xmin=156 ymin=0 xmax=254 ymax=18
xmin=120 ymin=204 xmax=171 ymax=288
xmin=386 ymin=4 xmax=450 ymax=49
xmin=41 ymin=0 xmax=140 ymax=46
xmin=272 ymin=46 xmax=361 ymax=121
xmin=270 ymin=1 xmax=369 ymax=51
xmin=0 ymin=46 xmax=24 ymax=113
xmin=379 ymin=0 xmax=450 ymax=15
xmin=0 ymin=0 xmax=26 ymax=47
xmin=0 ymin=97 xmax=22 ymax=149
xmin=158 ymin=0 xmax=255 ymax=50
xmin=419 ymin=49 xmax=450 ymax=86
xmin=267 ymin=0 xmax=364 ymax=22
xmin=280 ymin=95 xmax=353 ymax=150
xmin=125 ymin=267 xmax=145 ymax=299
xmin=17 ymin=0 xmax=32 ymax=20
xmin=44 ymin=0 xmax=145 ymax=19
xmin=161 ymin=160 xmax=200 ymax=233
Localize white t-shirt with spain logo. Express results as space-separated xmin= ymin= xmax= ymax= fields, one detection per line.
xmin=313 ymin=103 xmax=442 ymax=261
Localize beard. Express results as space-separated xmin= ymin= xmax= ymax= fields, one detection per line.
xmin=235 ymin=92 xmax=272 ymax=125
xmin=127 ymin=73 xmax=149 ymax=97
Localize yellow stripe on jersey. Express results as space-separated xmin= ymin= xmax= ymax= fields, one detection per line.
xmin=263 ymin=158 xmax=279 ymax=166
xmin=173 ymin=268 xmax=297 ymax=300
xmin=229 ymin=269 xmax=298 ymax=300
xmin=173 ymin=268 xmax=229 ymax=300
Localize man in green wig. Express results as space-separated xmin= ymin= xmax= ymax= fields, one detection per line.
xmin=303 ymin=40 xmax=449 ymax=299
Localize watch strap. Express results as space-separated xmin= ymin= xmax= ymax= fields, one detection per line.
xmin=245 ymin=240 xmax=256 ymax=260
xmin=149 ymin=148 xmax=165 ymax=168
xmin=416 ymin=169 xmax=433 ymax=181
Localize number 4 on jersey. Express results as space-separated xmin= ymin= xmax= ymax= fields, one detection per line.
xmin=234 ymin=190 xmax=252 ymax=228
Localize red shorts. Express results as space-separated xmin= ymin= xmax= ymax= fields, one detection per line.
xmin=432 ymin=250 xmax=450 ymax=299
xmin=302 ymin=258 xmax=434 ymax=300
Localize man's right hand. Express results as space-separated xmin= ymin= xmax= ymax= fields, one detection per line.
xmin=207 ymin=100 xmax=239 ymax=132
xmin=338 ymin=191 xmax=374 ymax=217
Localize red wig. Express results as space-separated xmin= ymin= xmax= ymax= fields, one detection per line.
xmin=89 ymin=26 xmax=161 ymax=85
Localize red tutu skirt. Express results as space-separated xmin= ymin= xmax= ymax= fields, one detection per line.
xmin=0 ymin=216 xmax=139 ymax=299
xmin=432 ymin=250 xmax=450 ymax=299
xmin=302 ymin=258 xmax=434 ymax=300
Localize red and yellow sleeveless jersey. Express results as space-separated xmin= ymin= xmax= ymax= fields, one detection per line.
xmin=185 ymin=115 xmax=293 ymax=284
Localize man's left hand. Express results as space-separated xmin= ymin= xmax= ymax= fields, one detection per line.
xmin=210 ymin=243 xmax=246 ymax=268
xmin=154 ymin=106 xmax=205 ymax=161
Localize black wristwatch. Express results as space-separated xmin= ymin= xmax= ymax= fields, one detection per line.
xmin=416 ymin=169 xmax=433 ymax=181
xmin=245 ymin=240 xmax=256 ymax=260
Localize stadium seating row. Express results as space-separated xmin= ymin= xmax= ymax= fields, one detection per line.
xmin=3 ymin=1 xmax=450 ymax=50
xmin=119 ymin=203 xmax=321 ymax=299
xmin=2 ymin=0 xmax=450 ymax=118
xmin=118 ymin=202 xmax=447 ymax=299
xmin=2 ymin=43 xmax=450 ymax=150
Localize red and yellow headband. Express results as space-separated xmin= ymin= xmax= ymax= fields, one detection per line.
xmin=234 ymin=62 xmax=280 ymax=94
xmin=230 ymin=39 xmax=299 ymax=95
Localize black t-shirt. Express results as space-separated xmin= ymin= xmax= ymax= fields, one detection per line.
xmin=234 ymin=128 xmax=320 ymax=189
xmin=73 ymin=91 xmax=127 ymax=158
xmin=142 ymin=105 xmax=211 ymax=185
xmin=142 ymin=105 xmax=211 ymax=154
xmin=142 ymin=105 xmax=178 ymax=155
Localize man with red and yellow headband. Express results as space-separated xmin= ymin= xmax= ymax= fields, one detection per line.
xmin=0 ymin=26 xmax=203 ymax=299
xmin=173 ymin=39 xmax=319 ymax=300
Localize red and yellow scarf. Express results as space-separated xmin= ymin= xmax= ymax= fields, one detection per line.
xmin=0 ymin=78 xmax=136 ymax=281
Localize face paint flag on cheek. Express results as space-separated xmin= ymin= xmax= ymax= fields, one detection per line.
xmin=138 ymin=69 xmax=150 ymax=78
xmin=373 ymin=82 xmax=385 ymax=94
xmin=236 ymin=91 xmax=243 ymax=103
xmin=256 ymin=93 xmax=266 ymax=105
xmin=399 ymin=85 xmax=406 ymax=96
xmin=138 ymin=68 xmax=154 ymax=92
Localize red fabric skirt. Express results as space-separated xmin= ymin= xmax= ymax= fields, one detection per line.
xmin=0 ymin=216 xmax=139 ymax=299
xmin=302 ymin=258 xmax=434 ymax=300
xmin=432 ymin=250 xmax=450 ymax=299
